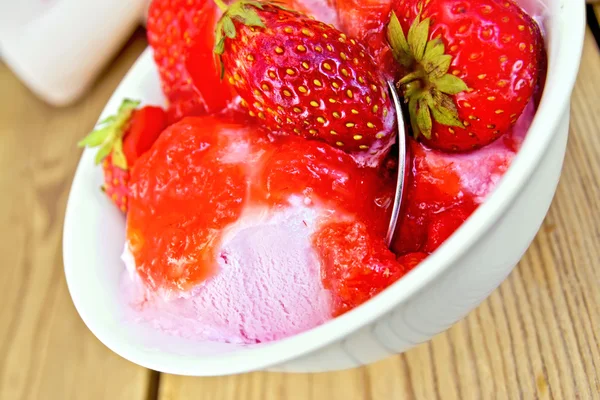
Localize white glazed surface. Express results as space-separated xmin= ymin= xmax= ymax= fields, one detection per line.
xmin=63 ymin=0 xmax=585 ymax=375
xmin=0 ymin=0 xmax=147 ymax=106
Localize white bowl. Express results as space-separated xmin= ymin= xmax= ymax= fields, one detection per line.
xmin=64 ymin=0 xmax=585 ymax=376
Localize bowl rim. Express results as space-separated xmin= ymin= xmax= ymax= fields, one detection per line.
xmin=63 ymin=0 xmax=585 ymax=376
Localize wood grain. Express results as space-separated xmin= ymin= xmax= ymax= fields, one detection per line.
xmin=0 ymin=24 xmax=599 ymax=400
xmin=157 ymin=29 xmax=600 ymax=400
xmin=0 ymin=30 xmax=153 ymax=400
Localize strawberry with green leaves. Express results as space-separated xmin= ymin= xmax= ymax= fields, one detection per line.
xmin=78 ymin=100 xmax=167 ymax=212
xmin=212 ymin=0 xmax=396 ymax=167
xmin=387 ymin=0 xmax=544 ymax=152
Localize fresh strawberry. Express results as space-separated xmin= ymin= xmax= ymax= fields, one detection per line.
xmin=79 ymin=100 xmax=167 ymax=212
xmin=387 ymin=0 xmax=544 ymax=152
xmin=122 ymin=106 xmax=169 ymax=165
xmin=147 ymin=0 xmax=237 ymax=121
xmin=213 ymin=0 xmax=396 ymax=167
xmin=100 ymin=156 xmax=131 ymax=213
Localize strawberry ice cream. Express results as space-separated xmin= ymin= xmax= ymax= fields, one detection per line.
xmin=77 ymin=0 xmax=547 ymax=345
xmin=120 ymin=97 xmax=537 ymax=343
xmin=120 ymin=115 xmax=414 ymax=343
xmin=122 ymin=200 xmax=331 ymax=343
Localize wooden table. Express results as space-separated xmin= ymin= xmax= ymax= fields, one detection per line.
xmin=1 ymin=15 xmax=599 ymax=400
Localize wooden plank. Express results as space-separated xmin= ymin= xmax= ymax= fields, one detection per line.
xmin=158 ymin=29 xmax=600 ymax=400
xmin=0 ymin=30 xmax=155 ymax=400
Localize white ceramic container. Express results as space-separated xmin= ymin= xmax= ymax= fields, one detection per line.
xmin=63 ymin=0 xmax=585 ymax=375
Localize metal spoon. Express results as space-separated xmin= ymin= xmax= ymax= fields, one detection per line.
xmin=385 ymin=81 xmax=408 ymax=248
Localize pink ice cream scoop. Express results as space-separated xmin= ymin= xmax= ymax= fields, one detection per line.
xmin=123 ymin=201 xmax=332 ymax=344
xmin=121 ymin=99 xmax=538 ymax=344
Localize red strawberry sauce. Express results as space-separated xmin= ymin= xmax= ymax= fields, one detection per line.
xmin=127 ymin=117 xmax=401 ymax=316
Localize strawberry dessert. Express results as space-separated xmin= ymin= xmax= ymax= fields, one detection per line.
xmin=80 ymin=0 xmax=545 ymax=343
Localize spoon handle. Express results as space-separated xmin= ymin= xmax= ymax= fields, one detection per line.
xmin=385 ymin=81 xmax=408 ymax=248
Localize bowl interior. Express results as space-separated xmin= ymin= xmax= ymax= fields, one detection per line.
xmin=64 ymin=0 xmax=583 ymax=375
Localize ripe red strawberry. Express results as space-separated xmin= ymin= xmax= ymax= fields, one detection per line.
xmin=147 ymin=0 xmax=237 ymax=122
xmin=387 ymin=0 xmax=544 ymax=152
xmin=100 ymin=156 xmax=131 ymax=213
xmin=79 ymin=100 xmax=167 ymax=212
xmin=213 ymin=0 xmax=396 ymax=167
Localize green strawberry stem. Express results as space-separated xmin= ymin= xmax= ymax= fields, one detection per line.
xmin=78 ymin=99 xmax=140 ymax=170
xmin=387 ymin=11 xmax=468 ymax=139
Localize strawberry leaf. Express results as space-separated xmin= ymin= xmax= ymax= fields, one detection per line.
xmin=392 ymin=4 xmax=470 ymax=140
xmin=387 ymin=12 xmax=412 ymax=67
xmin=79 ymin=98 xmax=140 ymax=168
xmin=432 ymin=74 xmax=468 ymax=95
xmin=430 ymin=105 xmax=464 ymax=128
xmin=219 ymin=55 xmax=225 ymax=79
xmin=407 ymin=16 xmax=429 ymax=63
xmin=95 ymin=139 xmax=115 ymax=165
xmin=416 ymin=97 xmax=432 ymax=138
xmin=404 ymin=81 xmax=419 ymax=99
xmin=398 ymin=70 xmax=424 ymax=86
xmin=408 ymin=96 xmax=421 ymax=139
xmin=78 ymin=126 xmax=111 ymax=147
xmin=422 ymin=38 xmax=445 ymax=64
xmin=213 ymin=0 xmax=266 ymax=58
xmin=227 ymin=2 xmax=265 ymax=27
xmin=428 ymin=93 xmax=465 ymax=128
xmin=240 ymin=8 xmax=265 ymax=27
xmin=111 ymin=138 xmax=128 ymax=170
xmin=118 ymin=99 xmax=140 ymax=112
xmin=222 ymin=16 xmax=236 ymax=39
xmin=98 ymin=115 xmax=117 ymax=125
xmin=424 ymin=54 xmax=451 ymax=79
xmin=214 ymin=31 xmax=225 ymax=55
xmin=244 ymin=0 xmax=265 ymax=9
